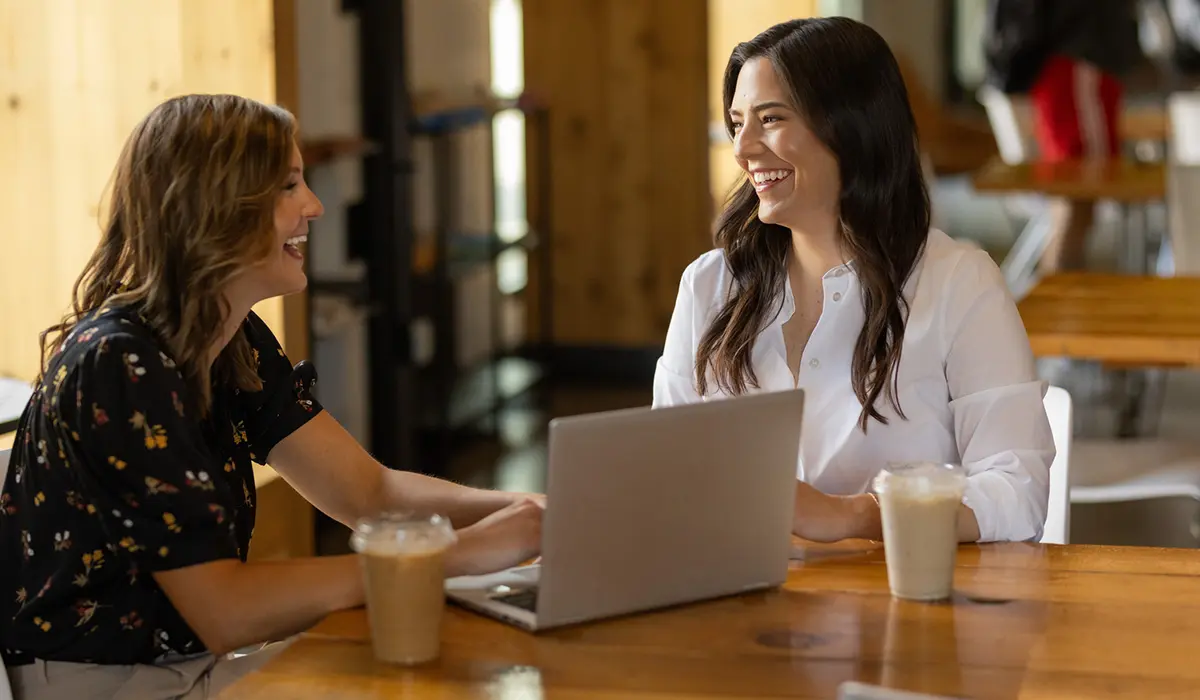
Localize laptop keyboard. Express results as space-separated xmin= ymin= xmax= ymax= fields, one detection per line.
xmin=492 ymin=588 xmax=538 ymax=612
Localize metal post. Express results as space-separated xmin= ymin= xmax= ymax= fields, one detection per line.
xmin=357 ymin=0 xmax=415 ymax=470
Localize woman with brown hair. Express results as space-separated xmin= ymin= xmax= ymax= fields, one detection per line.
xmin=654 ymin=18 xmax=1054 ymax=545
xmin=0 ymin=94 xmax=541 ymax=698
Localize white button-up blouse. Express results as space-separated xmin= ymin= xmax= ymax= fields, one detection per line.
xmin=652 ymin=229 xmax=1054 ymax=542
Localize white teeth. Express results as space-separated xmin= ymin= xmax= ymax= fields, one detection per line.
xmin=285 ymin=234 xmax=308 ymax=247
xmin=752 ymin=170 xmax=791 ymax=184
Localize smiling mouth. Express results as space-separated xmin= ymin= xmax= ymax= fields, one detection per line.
xmin=284 ymin=234 xmax=307 ymax=260
xmin=752 ymin=169 xmax=793 ymax=193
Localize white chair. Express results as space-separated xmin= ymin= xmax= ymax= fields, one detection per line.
xmin=1050 ymin=369 xmax=1200 ymax=546
xmin=1168 ymin=91 xmax=1200 ymax=165
xmin=1165 ymin=93 xmax=1200 ymax=276
xmin=1066 ymin=433 xmax=1200 ymax=548
xmin=1040 ymin=385 xmax=1200 ymax=545
xmin=1 ymin=447 xmax=11 ymax=700
xmin=1041 ymin=386 xmax=1073 ymax=544
xmin=1072 ymin=438 xmax=1200 ymax=504
xmin=977 ymin=85 xmax=1039 ymax=165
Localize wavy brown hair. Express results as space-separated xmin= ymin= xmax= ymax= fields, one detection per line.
xmin=39 ymin=94 xmax=297 ymax=416
xmin=696 ymin=18 xmax=931 ymax=431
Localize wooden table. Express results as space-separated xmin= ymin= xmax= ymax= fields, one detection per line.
xmin=1017 ymin=273 xmax=1200 ymax=366
xmin=972 ymin=157 xmax=1168 ymax=297
xmin=1121 ymin=103 xmax=1169 ymax=144
xmin=220 ymin=541 xmax=1200 ymax=699
xmin=972 ymin=158 xmax=1166 ymax=202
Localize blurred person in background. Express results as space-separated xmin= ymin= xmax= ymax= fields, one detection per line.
xmin=984 ymin=0 xmax=1142 ymax=272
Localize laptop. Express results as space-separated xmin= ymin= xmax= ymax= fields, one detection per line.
xmin=444 ymin=388 xmax=805 ymax=631
xmin=838 ymin=682 xmax=964 ymax=700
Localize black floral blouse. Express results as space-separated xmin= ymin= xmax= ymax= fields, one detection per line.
xmin=0 ymin=305 xmax=322 ymax=666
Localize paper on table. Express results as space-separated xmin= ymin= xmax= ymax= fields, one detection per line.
xmin=0 ymin=376 xmax=33 ymax=426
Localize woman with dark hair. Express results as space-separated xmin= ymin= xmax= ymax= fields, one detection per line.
xmin=653 ymin=17 xmax=1053 ymax=544
xmin=1 ymin=94 xmax=542 ymax=699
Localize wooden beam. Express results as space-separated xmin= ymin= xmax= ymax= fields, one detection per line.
xmin=273 ymin=0 xmax=310 ymax=361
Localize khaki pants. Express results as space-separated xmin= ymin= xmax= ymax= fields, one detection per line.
xmin=5 ymin=640 xmax=291 ymax=700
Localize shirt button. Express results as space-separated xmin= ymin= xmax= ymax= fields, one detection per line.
xmin=809 ymin=358 xmax=820 ymax=369
xmin=832 ymin=292 xmax=842 ymax=302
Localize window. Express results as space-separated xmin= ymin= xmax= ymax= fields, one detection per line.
xmin=490 ymin=0 xmax=527 ymax=293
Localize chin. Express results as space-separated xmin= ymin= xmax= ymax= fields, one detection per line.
xmin=282 ymin=272 xmax=308 ymax=296
xmin=757 ymin=205 xmax=781 ymax=225
xmin=756 ymin=199 xmax=801 ymax=228
xmin=262 ymin=273 xmax=308 ymax=301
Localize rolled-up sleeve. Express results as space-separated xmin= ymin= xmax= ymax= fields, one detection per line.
xmin=653 ymin=264 xmax=704 ymax=408
xmin=944 ymin=251 xmax=1054 ymax=542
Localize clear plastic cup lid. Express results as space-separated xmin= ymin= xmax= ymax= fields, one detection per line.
xmin=349 ymin=512 xmax=457 ymax=556
xmin=872 ymin=461 xmax=966 ymax=498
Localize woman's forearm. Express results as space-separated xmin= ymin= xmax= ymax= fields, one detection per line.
xmin=153 ymin=554 xmax=363 ymax=656
xmin=380 ymin=469 xmax=523 ymax=528
xmin=845 ymin=494 xmax=881 ymax=540
xmin=266 ymin=413 xmax=525 ymax=529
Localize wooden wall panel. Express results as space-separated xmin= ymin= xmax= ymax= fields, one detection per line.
xmin=523 ymin=0 xmax=711 ymax=348
xmin=0 ymin=0 xmax=287 ymax=383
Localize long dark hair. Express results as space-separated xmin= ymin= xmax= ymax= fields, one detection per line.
xmin=695 ymin=17 xmax=931 ymax=431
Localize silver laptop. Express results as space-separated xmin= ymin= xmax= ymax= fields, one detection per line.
xmin=838 ymin=682 xmax=964 ymax=700
xmin=445 ymin=388 xmax=805 ymax=631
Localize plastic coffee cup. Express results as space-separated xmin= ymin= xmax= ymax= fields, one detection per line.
xmin=349 ymin=513 xmax=457 ymax=665
xmin=872 ymin=462 xmax=967 ymax=601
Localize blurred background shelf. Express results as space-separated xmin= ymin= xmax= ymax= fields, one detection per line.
xmin=411 ymin=230 xmax=538 ymax=282
xmin=417 ymin=354 xmax=543 ymax=435
xmin=299 ymin=136 xmax=375 ymax=168
xmin=403 ymin=94 xmax=553 ymax=473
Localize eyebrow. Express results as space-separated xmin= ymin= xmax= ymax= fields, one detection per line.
xmin=729 ymin=100 xmax=791 ymax=116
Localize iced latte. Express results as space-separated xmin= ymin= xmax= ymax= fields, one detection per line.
xmin=872 ymin=462 xmax=967 ymax=601
xmin=349 ymin=513 xmax=457 ymax=665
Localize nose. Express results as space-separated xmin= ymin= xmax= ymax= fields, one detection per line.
xmin=304 ymin=190 xmax=325 ymax=220
xmin=732 ymin=121 xmax=765 ymax=162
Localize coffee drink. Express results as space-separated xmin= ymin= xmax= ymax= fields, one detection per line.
xmin=872 ymin=462 xmax=967 ymax=601
xmin=350 ymin=514 xmax=457 ymax=665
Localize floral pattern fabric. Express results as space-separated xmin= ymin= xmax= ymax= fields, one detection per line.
xmin=0 ymin=306 xmax=322 ymax=665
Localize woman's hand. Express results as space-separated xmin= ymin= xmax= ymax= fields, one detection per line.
xmin=444 ymin=497 xmax=543 ymax=577
xmin=517 ymin=492 xmax=546 ymax=509
xmin=791 ymin=481 xmax=879 ymax=543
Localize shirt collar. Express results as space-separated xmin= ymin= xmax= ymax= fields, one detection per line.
xmin=778 ymin=261 xmax=855 ymax=315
